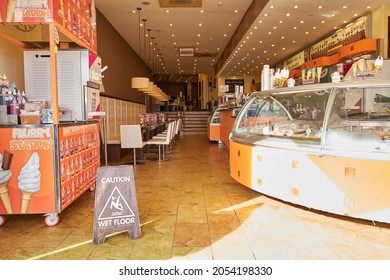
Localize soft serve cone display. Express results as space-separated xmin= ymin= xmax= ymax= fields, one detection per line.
xmin=352 ymin=62 xmax=357 ymax=79
xmin=0 ymin=151 xmax=13 ymax=214
xmin=18 ymin=152 xmax=41 ymax=213
xmin=374 ymin=54 xmax=383 ymax=77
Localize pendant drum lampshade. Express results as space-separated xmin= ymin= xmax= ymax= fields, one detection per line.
xmin=131 ymin=77 xmax=149 ymax=89
xmin=139 ymin=82 xmax=155 ymax=93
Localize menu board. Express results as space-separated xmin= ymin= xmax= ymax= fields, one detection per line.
xmin=225 ymin=79 xmax=244 ymax=93
xmin=58 ymin=122 xmax=100 ymax=210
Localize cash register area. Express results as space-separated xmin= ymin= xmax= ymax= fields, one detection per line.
xmin=1 ymin=134 xmax=390 ymax=260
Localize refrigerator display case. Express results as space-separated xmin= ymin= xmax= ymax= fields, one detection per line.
xmin=230 ymin=80 xmax=390 ymax=224
xmin=207 ymin=108 xmax=221 ymax=142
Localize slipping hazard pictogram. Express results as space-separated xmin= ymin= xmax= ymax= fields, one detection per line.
xmin=98 ymin=186 xmax=135 ymax=220
xmin=93 ymin=165 xmax=141 ymax=244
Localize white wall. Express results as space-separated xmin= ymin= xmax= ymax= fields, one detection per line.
xmin=0 ymin=37 xmax=25 ymax=90
xmin=366 ymin=4 xmax=389 ymax=58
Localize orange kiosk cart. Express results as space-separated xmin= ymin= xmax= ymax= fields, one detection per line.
xmin=0 ymin=0 xmax=100 ymax=226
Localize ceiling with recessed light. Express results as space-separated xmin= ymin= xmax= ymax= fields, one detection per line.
xmin=95 ymin=0 xmax=389 ymax=81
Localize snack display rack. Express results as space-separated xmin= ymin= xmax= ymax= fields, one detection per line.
xmin=0 ymin=0 xmax=100 ymax=226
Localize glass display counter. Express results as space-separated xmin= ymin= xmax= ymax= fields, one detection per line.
xmin=230 ymin=80 xmax=390 ymax=223
xmin=207 ymin=109 xmax=221 ymax=142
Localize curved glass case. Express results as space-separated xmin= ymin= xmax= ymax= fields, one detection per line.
xmin=232 ymin=80 xmax=390 ymax=160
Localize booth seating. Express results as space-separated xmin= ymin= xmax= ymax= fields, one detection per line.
xmin=106 ymin=138 xmax=124 ymax=162
xmin=120 ymin=125 xmax=147 ymax=165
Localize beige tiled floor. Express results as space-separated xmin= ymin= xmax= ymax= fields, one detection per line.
xmin=1 ymin=134 xmax=390 ymax=260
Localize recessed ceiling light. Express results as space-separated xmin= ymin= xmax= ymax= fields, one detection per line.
xmin=166 ymin=10 xmax=169 ymax=13
xmin=264 ymin=13 xmax=268 ymax=16
xmin=318 ymin=6 xmax=322 ymax=9
xmin=294 ymin=5 xmax=298 ymax=9
xmin=305 ymin=31 xmax=309 ymax=34
xmin=273 ymin=26 xmax=277 ymax=29
xmin=286 ymin=13 xmax=290 ymax=16
xmin=235 ymin=10 xmax=238 ymax=13
xmin=367 ymin=6 xmax=371 ymax=9
xmin=270 ymin=5 xmax=274 ymax=8
xmin=259 ymin=20 xmax=263 ymax=23
xmin=321 ymin=20 xmax=325 ymax=23
xmin=294 ymin=26 xmax=297 ymax=29
xmin=199 ymin=23 xmax=202 ymax=26
xmin=228 ymin=23 xmax=232 ymax=26
xmin=313 ymin=27 xmax=317 ymax=29
xmin=281 ymin=36 xmax=284 ymax=39
xmin=268 ymin=32 xmax=272 ymax=34
xmin=300 ymin=20 xmax=304 ymax=23
xmin=343 ymin=6 xmax=347 ymax=9
xmin=279 ymin=20 xmax=283 ymax=23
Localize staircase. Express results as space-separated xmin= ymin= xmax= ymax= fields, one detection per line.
xmin=164 ymin=111 xmax=179 ymax=122
xmin=182 ymin=111 xmax=210 ymax=135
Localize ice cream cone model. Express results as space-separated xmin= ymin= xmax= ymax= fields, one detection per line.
xmin=357 ymin=58 xmax=365 ymax=73
xmin=352 ymin=62 xmax=357 ymax=79
xmin=301 ymin=69 xmax=306 ymax=81
xmin=281 ymin=68 xmax=289 ymax=87
xmin=367 ymin=63 xmax=374 ymax=71
xmin=374 ymin=54 xmax=383 ymax=77
xmin=306 ymin=69 xmax=312 ymax=80
xmin=0 ymin=151 xmax=13 ymax=214
xmin=311 ymin=68 xmax=316 ymax=81
xmin=0 ymin=180 xmax=12 ymax=214
xmin=317 ymin=67 xmax=322 ymax=83
xmin=6 ymin=0 xmax=17 ymax=22
xmin=17 ymin=152 xmax=41 ymax=214
xmin=20 ymin=191 xmax=34 ymax=214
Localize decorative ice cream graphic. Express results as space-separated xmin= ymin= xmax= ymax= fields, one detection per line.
xmin=0 ymin=152 xmax=13 ymax=214
xmin=18 ymin=152 xmax=41 ymax=213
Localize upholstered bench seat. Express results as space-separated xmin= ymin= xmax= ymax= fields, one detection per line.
xmin=106 ymin=138 xmax=129 ymax=162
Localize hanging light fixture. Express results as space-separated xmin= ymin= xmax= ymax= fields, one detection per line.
xmin=131 ymin=77 xmax=149 ymax=89
xmin=142 ymin=19 xmax=147 ymax=62
xmin=147 ymin=29 xmax=152 ymax=65
xmin=138 ymin=81 xmax=155 ymax=93
xmin=136 ymin=7 xmax=142 ymax=55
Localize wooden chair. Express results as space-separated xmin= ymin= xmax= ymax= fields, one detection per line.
xmin=120 ymin=124 xmax=146 ymax=165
